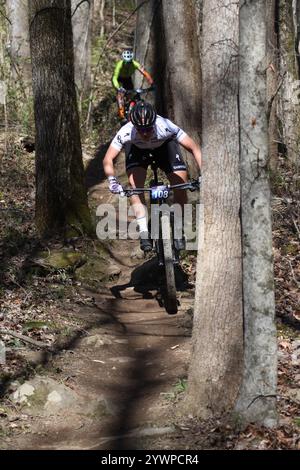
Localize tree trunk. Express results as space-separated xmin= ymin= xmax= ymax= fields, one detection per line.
xmin=161 ymin=0 xmax=201 ymax=179
xmin=29 ymin=0 xmax=93 ymax=238
xmin=266 ymin=0 xmax=279 ymax=170
xmin=185 ymin=0 xmax=243 ymax=418
xmin=71 ymin=0 xmax=93 ymax=102
xmin=133 ymin=0 xmax=164 ymax=111
xmin=93 ymin=0 xmax=106 ymax=37
xmin=235 ymin=0 xmax=277 ymax=428
xmin=133 ymin=0 xmax=156 ymax=90
xmin=6 ymin=0 xmax=31 ymax=84
xmin=278 ymin=0 xmax=300 ymax=163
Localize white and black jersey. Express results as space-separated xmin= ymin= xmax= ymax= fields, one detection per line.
xmin=111 ymin=115 xmax=187 ymax=151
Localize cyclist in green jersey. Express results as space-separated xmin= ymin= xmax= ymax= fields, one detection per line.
xmin=112 ymin=50 xmax=154 ymax=120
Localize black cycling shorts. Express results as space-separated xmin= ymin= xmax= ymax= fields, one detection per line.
xmin=125 ymin=139 xmax=187 ymax=174
xmin=119 ymin=77 xmax=134 ymax=90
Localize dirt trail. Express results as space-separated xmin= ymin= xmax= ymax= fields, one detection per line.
xmin=2 ymin=167 xmax=195 ymax=450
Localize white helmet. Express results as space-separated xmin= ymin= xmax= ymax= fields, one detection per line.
xmin=122 ymin=50 xmax=134 ymax=62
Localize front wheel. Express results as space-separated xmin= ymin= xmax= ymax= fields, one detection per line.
xmin=161 ymin=214 xmax=177 ymax=314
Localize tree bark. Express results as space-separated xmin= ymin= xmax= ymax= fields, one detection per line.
xmin=266 ymin=0 xmax=279 ymax=170
xmin=6 ymin=0 xmax=31 ymax=84
xmin=185 ymin=0 xmax=243 ymax=418
xmin=133 ymin=0 xmax=156 ymax=89
xmin=161 ymin=0 xmax=201 ymax=179
xmin=278 ymin=0 xmax=300 ymax=163
xmin=71 ymin=0 xmax=93 ymax=101
xmin=235 ymin=0 xmax=277 ymax=428
xmin=93 ymin=0 xmax=105 ymax=37
xmin=29 ymin=0 xmax=93 ymax=237
xmin=133 ymin=0 xmax=164 ymax=112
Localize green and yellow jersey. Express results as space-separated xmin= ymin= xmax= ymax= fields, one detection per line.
xmin=112 ymin=60 xmax=153 ymax=89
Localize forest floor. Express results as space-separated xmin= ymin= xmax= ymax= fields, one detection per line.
xmin=0 ymin=130 xmax=300 ymax=450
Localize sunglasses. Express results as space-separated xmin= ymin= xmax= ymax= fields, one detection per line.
xmin=137 ymin=126 xmax=154 ymax=133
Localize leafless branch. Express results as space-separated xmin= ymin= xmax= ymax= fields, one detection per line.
xmin=0 ymin=7 xmax=12 ymax=24
xmin=86 ymin=0 xmax=151 ymax=128
xmin=287 ymin=259 xmax=300 ymax=287
xmin=267 ymin=70 xmax=287 ymax=121
xmin=292 ymin=218 xmax=300 ymax=240
xmin=71 ymin=0 xmax=90 ymax=18
xmin=0 ymin=329 xmax=52 ymax=350
xmin=29 ymin=6 xmax=65 ymax=29
xmin=247 ymin=394 xmax=277 ymax=409
xmin=97 ymin=0 xmax=150 ymax=65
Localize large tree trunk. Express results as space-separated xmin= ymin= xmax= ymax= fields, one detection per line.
xmin=185 ymin=0 xmax=243 ymax=418
xmin=278 ymin=0 xmax=300 ymax=163
xmin=71 ymin=0 xmax=93 ymax=102
xmin=235 ymin=0 xmax=277 ymax=428
xmin=29 ymin=0 xmax=93 ymax=237
xmin=6 ymin=0 xmax=31 ymax=84
xmin=161 ymin=0 xmax=201 ymax=179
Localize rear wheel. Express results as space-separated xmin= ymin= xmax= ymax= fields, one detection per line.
xmin=161 ymin=214 xmax=177 ymax=314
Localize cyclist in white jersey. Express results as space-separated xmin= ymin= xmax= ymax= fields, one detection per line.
xmin=103 ymin=102 xmax=202 ymax=252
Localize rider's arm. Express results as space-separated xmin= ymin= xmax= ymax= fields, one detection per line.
xmin=112 ymin=61 xmax=123 ymax=90
xmin=103 ymin=144 xmax=121 ymax=177
xmin=133 ymin=60 xmax=154 ymax=85
xmin=179 ymin=135 xmax=202 ymax=171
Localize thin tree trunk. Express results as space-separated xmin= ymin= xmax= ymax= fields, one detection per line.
xmin=112 ymin=0 xmax=116 ymax=27
xmin=266 ymin=0 xmax=279 ymax=170
xmin=29 ymin=0 xmax=93 ymax=237
xmin=185 ymin=0 xmax=243 ymax=418
xmin=133 ymin=0 xmax=156 ymax=89
xmin=235 ymin=0 xmax=277 ymax=428
xmin=161 ymin=0 xmax=201 ymax=179
xmin=100 ymin=0 xmax=105 ymax=36
xmin=72 ymin=0 xmax=93 ymax=102
xmin=92 ymin=0 xmax=105 ymax=36
xmin=6 ymin=0 xmax=31 ymax=85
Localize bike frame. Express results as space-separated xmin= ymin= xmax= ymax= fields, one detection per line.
xmin=124 ymin=87 xmax=155 ymax=120
xmin=123 ymin=161 xmax=199 ymax=266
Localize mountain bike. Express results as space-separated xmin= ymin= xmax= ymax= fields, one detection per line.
xmin=124 ymin=86 xmax=155 ymax=121
xmin=122 ymin=160 xmax=200 ymax=315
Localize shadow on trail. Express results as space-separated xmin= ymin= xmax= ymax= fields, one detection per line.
xmin=104 ymin=347 xmax=168 ymax=450
xmin=0 ymin=302 xmax=124 ymax=400
xmin=85 ymin=142 xmax=110 ymax=190
xmin=110 ymin=256 xmax=193 ymax=310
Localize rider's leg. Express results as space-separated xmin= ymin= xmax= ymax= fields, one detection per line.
xmin=117 ymin=91 xmax=125 ymax=119
xmin=167 ymin=170 xmax=188 ymax=208
xmin=127 ymin=167 xmax=152 ymax=252
xmin=127 ymin=166 xmax=147 ymax=217
xmin=117 ymin=77 xmax=133 ymax=120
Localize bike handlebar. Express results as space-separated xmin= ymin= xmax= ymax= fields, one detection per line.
xmin=125 ymin=86 xmax=155 ymax=96
xmin=121 ymin=180 xmax=200 ymax=197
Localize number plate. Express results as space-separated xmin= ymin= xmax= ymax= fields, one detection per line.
xmin=151 ymin=185 xmax=170 ymax=200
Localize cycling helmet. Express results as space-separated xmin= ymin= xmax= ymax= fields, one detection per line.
xmin=130 ymin=102 xmax=157 ymax=129
xmin=122 ymin=50 xmax=134 ymax=62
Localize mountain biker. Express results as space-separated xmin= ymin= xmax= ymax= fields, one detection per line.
xmin=103 ymin=101 xmax=202 ymax=252
xmin=112 ymin=50 xmax=154 ymax=120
